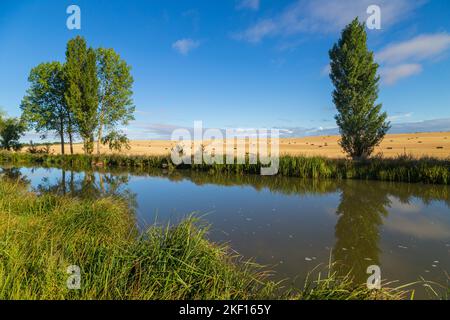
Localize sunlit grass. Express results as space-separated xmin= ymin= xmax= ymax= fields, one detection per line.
xmin=0 ymin=179 xmax=277 ymax=299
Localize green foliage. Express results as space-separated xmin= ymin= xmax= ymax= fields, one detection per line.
xmin=26 ymin=140 xmax=51 ymax=154
xmin=101 ymin=130 xmax=131 ymax=152
xmin=21 ymin=62 xmax=68 ymax=154
xmin=329 ymin=18 xmax=390 ymax=159
xmin=0 ymin=117 xmax=26 ymax=151
xmin=82 ymin=48 xmax=99 ymax=154
xmin=96 ymin=48 xmax=135 ymax=154
xmin=22 ymin=36 xmax=135 ymax=156
xmin=64 ymin=37 xmax=99 ymax=155
xmin=64 ymin=37 xmax=84 ymax=136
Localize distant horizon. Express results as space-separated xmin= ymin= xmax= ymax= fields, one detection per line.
xmin=21 ymin=120 xmax=450 ymax=144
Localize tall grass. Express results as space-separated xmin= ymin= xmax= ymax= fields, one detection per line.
xmin=0 ymin=152 xmax=450 ymax=185
xmin=0 ymin=179 xmax=414 ymax=300
xmin=1 ymin=151 xmax=449 ymax=184
xmin=296 ymin=262 xmax=412 ymax=300
xmin=0 ymin=179 xmax=276 ymax=299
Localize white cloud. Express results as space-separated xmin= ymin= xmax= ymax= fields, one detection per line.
xmin=172 ymin=38 xmax=200 ymax=55
xmin=302 ymin=0 xmax=425 ymax=32
xmin=236 ymin=0 xmax=260 ymax=11
xmin=388 ymin=118 xmax=450 ymax=133
xmin=376 ymin=33 xmax=450 ymax=65
xmin=234 ymin=19 xmax=277 ymax=43
xmin=380 ymin=64 xmax=422 ymax=85
xmin=375 ymin=33 xmax=450 ymax=84
xmin=387 ymin=112 xmax=413 ymax=122
xmin=385 ymin=203 xmax=450 ymax=240
xmin=234 ymin=0 xmax=426 ymax=43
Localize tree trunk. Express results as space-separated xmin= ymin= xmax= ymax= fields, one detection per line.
xmin=84 ymin=135 xmax=94 ymax=155
xmin=97 ymin=110 xmax=104 ymax=155
xmin=69 ymin=132 xmax=74 ymax=154
xmin=97 ymin=124 xmax=103 ymax=155
xmin=68 ymin=114 xmax=74 ymax=154
xmin=84 ymin=139 xmax=89 ymax=155
xmin=59 ymin=119 xmax=65 ymax=155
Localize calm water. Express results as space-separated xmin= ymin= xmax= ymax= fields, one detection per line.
xmin=1 ymin=166 xmax=449 ymax=298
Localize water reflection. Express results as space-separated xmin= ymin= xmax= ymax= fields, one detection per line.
xmin=0 ymin=167 xmax=31 ymax=184
xmin=1 ymin=166 xmax=138 ymax=212
xmin=1 ymin=165 xmax=449 ymax=296
xmin=333 ymin=181 xmax=390 ymax=283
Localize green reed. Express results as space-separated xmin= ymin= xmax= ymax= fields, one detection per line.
xmin=1 ymin=151 xmax=449 ymax=184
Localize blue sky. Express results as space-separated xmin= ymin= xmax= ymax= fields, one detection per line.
xmin=1 ymin=0 xmax=450 ymax=139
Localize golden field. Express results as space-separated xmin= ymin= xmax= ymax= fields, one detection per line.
xmin=38 ymin=131 xmax=450 ymax=159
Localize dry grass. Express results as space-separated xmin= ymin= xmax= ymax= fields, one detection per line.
xmin=32 ymin=132 xmax=450 ymax=159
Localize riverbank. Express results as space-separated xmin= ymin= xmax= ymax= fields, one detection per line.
xmin=0 ymin=179 xmax=411 ymax=300
xmin=1 ymin=151 xmax=449 ymax=184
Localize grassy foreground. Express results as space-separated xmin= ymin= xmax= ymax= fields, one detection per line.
xmin=1 ymin=151 xmax=450 ymax=184
xmin=0 ymin=179 xmax=277 ymax=299
xmin=0 ymin=179 xmax=412 ymax=300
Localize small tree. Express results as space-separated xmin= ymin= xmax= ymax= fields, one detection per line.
xmin=329 ymin=18 xmax=390 ymax=160
xmin=101 ymin=130 xmax=131 ymax=153
xmin=0 ymin=117 xmax=26 ymax=151
xmin=96 ymin=48 xmax=135 ymax=155
xmin=21 ymin=62 xmax=68 ymax=154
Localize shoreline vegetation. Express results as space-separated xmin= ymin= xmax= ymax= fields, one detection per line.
xmin=0 ymin=179 xmax=419 ymax=300
xmin=0 ymin=151 xmax=449 ymax=185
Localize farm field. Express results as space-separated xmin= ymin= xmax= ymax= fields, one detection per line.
xmin=40 ymin=131 xmax=450 ymax=159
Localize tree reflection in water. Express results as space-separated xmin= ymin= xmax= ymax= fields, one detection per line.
xmin=333 ymin=181 xmax=390 ymax=284
xmin=33 ymin=168 xmax=138 ymax=212
xmin=0 ymin=167 xmax=31 ymax=185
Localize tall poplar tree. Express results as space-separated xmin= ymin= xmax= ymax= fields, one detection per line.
xmin=64 ymin=36 xmax=98 ymax=154
xmin=329 ymin=18 xmax=390 ymax=160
